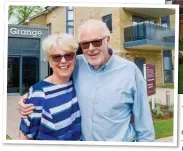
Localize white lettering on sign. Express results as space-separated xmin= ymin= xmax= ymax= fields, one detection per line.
xmin=10 ymin=28 xmax=43 ymax=37
xmin=147 ymin=68 xmax=154 ymax=78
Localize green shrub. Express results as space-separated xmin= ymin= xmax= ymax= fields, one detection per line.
xmin=167 ymin=105 xmax=174 ymax=116
xmin=155 ymin=103 xmax=161 ymax=110
xmin=156 ymin=110 xmax=165 ymax=118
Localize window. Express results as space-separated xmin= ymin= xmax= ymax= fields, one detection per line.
xmin=67 ymin=6 xmax=73 ymax=10
xmin=161 ymin=16 xmax=170 ymax=26
xmin=66 ymin=7 xmax=74 ymax=35
xmin=47 ymin=23 xmax=51 ymax=35
xmin=102 ymin=14 xmax=112 ymax=33
xmin=68 ymin=11 xmax=74 ymax=20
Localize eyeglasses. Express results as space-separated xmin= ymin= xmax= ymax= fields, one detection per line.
xmin=50 ymin=52 xmax=75 ymax=63
xmin=80 ymin=36 xmax=107 ymax=49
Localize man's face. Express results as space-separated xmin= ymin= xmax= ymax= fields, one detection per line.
xmin=80 ymin=27 xmax=110 ymax=69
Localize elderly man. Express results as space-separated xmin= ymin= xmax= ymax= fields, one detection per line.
xmin=19 ymin=19 xmax=155 ymax=142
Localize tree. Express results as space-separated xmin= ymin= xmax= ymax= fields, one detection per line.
xmin=8 ymin=6 xmax=44 ymax=24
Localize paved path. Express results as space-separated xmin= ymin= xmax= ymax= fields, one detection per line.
xmin=6 ymin=87 xmax=174 ymax=140
xmin=155 ymin=136 xmax=173 ymax=142
xmin=6 ymin=96 xmax=21 ymax=140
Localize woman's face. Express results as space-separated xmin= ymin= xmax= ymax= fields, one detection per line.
xmin=49 ymin=44 xmax=76 ymax=80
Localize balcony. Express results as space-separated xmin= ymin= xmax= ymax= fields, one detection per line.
xmin=123 ymin=8 xmax=175 ymax=18
xmin=123 ymin=22 xmax=175 ymax=50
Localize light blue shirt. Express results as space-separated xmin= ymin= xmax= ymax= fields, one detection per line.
xmin=73 ymin=54 xmax=155 ymax=142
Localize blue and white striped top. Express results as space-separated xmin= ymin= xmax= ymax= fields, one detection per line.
xmin=19 ymin=80 xmax=81 ymax=140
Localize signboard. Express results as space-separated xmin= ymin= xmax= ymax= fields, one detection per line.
xmin=144 ymin=64 xmax=156 ymax=96
xmin=9 ymin=27 xmax=43 ymax=38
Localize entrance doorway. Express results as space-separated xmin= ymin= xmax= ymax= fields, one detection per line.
xmin=8 ymin=57 xmax=20 ymax=93
xmin=163 ymin=50 xmax=173 ymax=83
xmin=8 ymin=56 xmax=39 ymax=95
xmin=134 ymin=57 xmax=146 ymax=76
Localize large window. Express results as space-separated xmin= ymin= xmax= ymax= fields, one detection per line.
xmin=8 ymin=38 xmax=40 ymax=95
xmin=161 ymin=16 xmax=170 ymax=26
xmin=66 ymin=6 xmax=74 ymax=35
xmin=102 ymin=14 xmax=112 ymax=33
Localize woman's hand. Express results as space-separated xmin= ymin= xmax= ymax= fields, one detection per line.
xmin=18 ymin=93 xmax=35 ymax=118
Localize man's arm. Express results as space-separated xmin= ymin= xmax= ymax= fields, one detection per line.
xmin=132 ymin=69 xmax=155 ymax=142
xmin=18 ymin=93 xmax=35 ymax=118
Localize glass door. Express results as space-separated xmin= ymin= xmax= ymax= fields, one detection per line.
xmin=163 ymin=50 xmax=173 ymax=83
xmin=7 ymin=56 xmax=20 ymax=93
xmin=22 ymin=56 xmax=39 ymax=94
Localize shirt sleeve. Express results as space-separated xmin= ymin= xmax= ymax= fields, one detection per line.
xmin=132 ymin=69 xmax=155 ymax=142
xmin=19 ymin=86 xmax=45 ymax=139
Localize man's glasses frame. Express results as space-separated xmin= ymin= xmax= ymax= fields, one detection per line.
xmin=80 ymin=36 xmax=108 ymax=50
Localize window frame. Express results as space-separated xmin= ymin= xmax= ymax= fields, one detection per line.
xmin=102 ymin=14 xmax=112 ymax=33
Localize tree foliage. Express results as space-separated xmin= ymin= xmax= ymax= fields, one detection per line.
xmin=8 ymin=6 xmax=44 ymax=24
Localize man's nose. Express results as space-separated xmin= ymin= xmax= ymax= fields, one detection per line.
xmin=88 ymin=42 xmax=95 ymax=51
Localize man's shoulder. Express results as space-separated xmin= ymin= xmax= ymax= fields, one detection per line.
xmin=76 ymin=54 xmax=85 ymax=61
xmin=75 ymin=54 xmax=86 ymax=67
xmin=113 ymin=54 xmax=138 ymax=71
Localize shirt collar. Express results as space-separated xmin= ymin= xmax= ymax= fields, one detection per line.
xmin=88 ymin=50 xmax=115 ymax=73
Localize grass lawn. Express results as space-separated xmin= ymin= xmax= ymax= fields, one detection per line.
xmin=179 ymin=64 xmax=183 ymax=94
xmin=153 ymin=119 xmax=173 ymax=139
xmin=157 ymin=84 xmax=174 ymax=89
xmin=6 ymin=135 xmax=12 ymax=140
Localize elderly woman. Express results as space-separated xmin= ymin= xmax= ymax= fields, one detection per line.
xmin=19 ymin=33 xmax=81 ymax=140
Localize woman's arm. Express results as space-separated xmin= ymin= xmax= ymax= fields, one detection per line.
xmin=19 ymin=86 xmax=45 ymax=140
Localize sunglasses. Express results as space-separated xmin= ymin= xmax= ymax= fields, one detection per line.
xmin=50 ymin=52 xmax=75 ymax=63
xmin=80 ymin=36 xmax=107 ymax=49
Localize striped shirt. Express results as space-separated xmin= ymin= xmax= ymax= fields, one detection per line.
xmin=19 ymin=80 xmax=81 ymax=140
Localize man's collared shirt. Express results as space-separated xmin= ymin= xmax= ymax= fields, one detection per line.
xmin=73 ymin=54 xmax=155 ymax=142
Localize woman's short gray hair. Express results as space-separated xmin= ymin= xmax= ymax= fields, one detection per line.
xmin=42 ymin=33 xmax=78 ymax=56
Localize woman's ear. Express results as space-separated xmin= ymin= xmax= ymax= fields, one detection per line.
xmin=48 ymin=60 xmax=52 ymax=68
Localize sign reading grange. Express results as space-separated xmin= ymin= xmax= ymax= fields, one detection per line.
xmin=10 ymin=27 xmax=43 ymax=37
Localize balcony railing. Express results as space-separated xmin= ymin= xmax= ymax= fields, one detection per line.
xmin=124 ymin=21 xmax=175 ymax=44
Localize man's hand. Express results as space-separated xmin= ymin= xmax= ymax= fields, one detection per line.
xmin=18 ymin=130 xmax=33 ymax=140
xmin=18 ymin=93 xmax=35 ymax=118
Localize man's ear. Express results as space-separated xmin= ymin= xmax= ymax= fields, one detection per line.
xmin=107 ymin=36 xmax=110 ymax=42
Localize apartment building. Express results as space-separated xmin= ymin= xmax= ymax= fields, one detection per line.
xmin=74 ymin=7 xmax=175 ymax=85
xmin=15 ymin=6 xmax=175 ymax=91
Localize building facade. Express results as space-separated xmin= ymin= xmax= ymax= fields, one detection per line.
xmin=20 ymin=6 xmax=175 ymax=87
xmin=8 ymin=25 xmax=48 ymax=95
xmin=74 ymin=7 xmax=175 ymax=85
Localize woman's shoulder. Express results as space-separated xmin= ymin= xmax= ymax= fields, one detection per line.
xmin=28 ymin=81 xmax=48 ymax=99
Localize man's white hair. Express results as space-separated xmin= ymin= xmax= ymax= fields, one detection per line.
xmin=42 ymin=33 xmax=78 ymax=57
xmin=78 ymin=19 xmax=111 ymax=41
